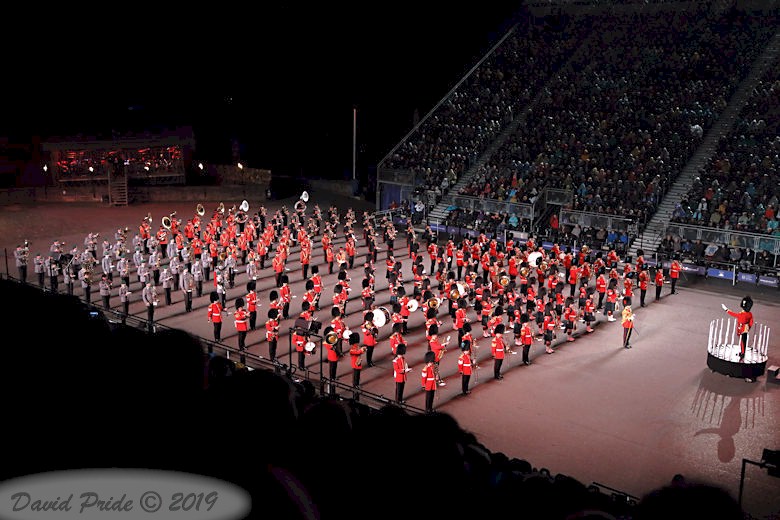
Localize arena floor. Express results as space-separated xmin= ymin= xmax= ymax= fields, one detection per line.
xmin=1 ymin=194 xmax=778 ymax=518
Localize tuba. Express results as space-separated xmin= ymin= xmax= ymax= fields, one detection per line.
xmin=499 ymin=275 xmax=510 ymax=287
xmin=325 ymin=331 xmax=341 ymax=345
xmin=217 ymin=202 xmax=225 ymax=215
xmin=428 ymin=297 xmax=440 ymax=309
xmin=196 ymin=203 xmax=205 ymax=217
xmin=236 ymin=200 xmax=249 ymax=224
xmin=144 ymin=213 xmax=153 ymax=225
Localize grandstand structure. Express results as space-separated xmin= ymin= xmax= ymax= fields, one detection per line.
xmin=41 ymin=128 xmax=195 ymax=206
xmin=376 ymin=1 xmax=779 ymax=283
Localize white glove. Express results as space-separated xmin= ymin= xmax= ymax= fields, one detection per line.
xmin=721 ymin=303 xmax=728 ymax=311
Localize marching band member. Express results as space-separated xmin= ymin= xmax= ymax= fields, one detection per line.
xmin=397 ymin=286 xmax=411 ymax=335
xmin=491 ymin=323 xmax=507 ymax=380
xmin=191 ymin=259 xmax=204 ymax=298
xmin=233 ymin=297 xmax=249 ymax=354
xmin=265 ymin=308 xmax=280 ymax=362
xmin=596 ymin=272 xmax=607 ymax=311
xmin=310 ymin=265 xmax=323 ymax=310
xmin=520 ymin=319 xmax=534 ymax=365
xmin=78 ymin=264 xmax=92 ymax=304
xmin=605 ymin=279 xmax=619 ymax=322
xmin=584 ymin=291 xmax=596 ymax=333
xmin=14 ymin=244 xmax=29 ymax=283
xmin=224 ymin=251 xmax=237 ymax=289
xmin=362 ymin=311 xmax=379 ymax=367
xmin=273 ymin=250 xmax=285 ymax=288
xmin=63 ymin=262 xmax=75 ymax=296
xmin=300 ymin=240 xmax=311 ymax=280
xmin=638 ymin=266 xmax=649 ymax=307
xmin=161 ymin=266 xmax=174 ymax=306
xmin=292 ymin=322 xmax=308 ymax=371
xmin=349 ymin=332 xmax=366 ymax=390
xmin=117 ymin=254 xmax=130 ymax=288
xmin=421 ymin=350 xmax=437 ymax=413
xmin=34 ymin=253 xmax=45 ymax=287
xmin=180 ymin=267 xmax=195 ymax=313
xmin=246 ymin=281 xmax=258 ymax=330
xmin=119 ymin=282 xmax=131 ymax=321
xmin=142 ymin=281 xmax=158 ymax=334
xmin=427 ymin=324 xmax=449 ymax=386
xmin=654 ymin=267 xmax=665 ymax=302
xmin=361 ymin=278 xmax=374 ymax=311
xmin=99 ymin=274 xmax=112 ymax=309
xmin=393 ymin=343 xmax=410 ymax=403
xmin=201 ymin=249 xmax=212 ymax=282
xmin=149 ymin=249 xmax=161 ymax=286
xmin=215 ymin=266 xmax=227 ymax=310
xmin=280 ymin=275 xmax=292 ymax=320
xmin=323 ymin=325 xmax=342 ymax=398
xmin=458 ymin=340 xmax=473 ymax=396
xmin=389 ymin=323 xmax=405 ymax=356
xmin=542 ymin=306 xmax=556 ymax=354
xmin=670 ymin=257 xmax=681 ymax=294
xmin=563 ymin=297 xmax=578 ymax=342
xmin=621 ymin=297 xmax=635 ymax=349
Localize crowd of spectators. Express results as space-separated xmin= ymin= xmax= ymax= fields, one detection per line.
xmin=458 ymin=9 xmax=777 ymax=236
xmin=0 ymin=277 xmax=748 ymax=520
xmin=671 ymin=54 xmax=780 ymax=236
xmin=383 ymin=10 xmax=592 ymax=208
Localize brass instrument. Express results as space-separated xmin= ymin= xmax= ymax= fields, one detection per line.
xmin=325 ymin=331 xmax=341 ymax=345
xmin=144 ymin=213 xmax=153 ymax=224
xmin=519 ymin=266 xmax=530 ymax=277
xmin=235 ymin=200 xmax=249 ymax=224
xmin=428 ymin=297 xmax=440 ymax=309
xmin=196 ymin=203 xmax=205 ymax=217
xmin=162 ymin=215 xmax=172 ymax=230
xmin=217 ymin=202 xmax=225 ymax=215
xmin=499 ymin=275 xmax=510 ymax=287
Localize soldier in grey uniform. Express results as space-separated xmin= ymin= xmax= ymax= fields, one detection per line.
xmin=216 ymin=265 xmax=227 ymax=310
xmin=132 ymin=233 xmax=144 ymax=254
xmin=246 ymin=256 xmax=258 ymax=282
xmin=191 ymin=260 xmax=204 ymax=298
xmin=224 ymin=253 xmax=237 ymax=289
xmin=161 ymin=267 xmax=174 ymax=306
xmin=99 ymin=274 xmax=112 ymax=310
xmin=142 ymin=281 xmax=158 ymax=334
xmin=180 ymin=266 xmax=195 ymax=313
xmin=132 ymin=248 xmax=144 ymax=283
xmin=14 ymin=244 xmax=29 ymax=283
xmin=63 ymin=262 xmax=75 ymax=296
xmin=146 ymin=234 xmax=159 ymax=258
xmin=119 ymin=282 xmax=131 ymax=322
xmin=101 ymin=252 xmax=114 ymax=283
xmin=46 ymin=255 xmax=60 ymax=293
xmin=201 ymin=253 xmax=212 ymax=282
xmin=169 ymin=255 xmax=180 ymax=290
xmin=34 ymin=253 xmax=45 ymax=287
xmin=117 ymin=255 xmax=130 ymax=287
xmin=166 ymin=237 xmax=177 ymax=262
xmin=149 ymin=250 xmax=161 ymax=286
xmin=79 ymin=265 xmax=92 ymax=304
xmin=181 ymin=244 xmax=192 ymax=274
xmin=138 ymin=261 xmax=150 ymax=286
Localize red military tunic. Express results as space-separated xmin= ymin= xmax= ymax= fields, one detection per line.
xmin=458 ymin=352 xmax=473 ymax=376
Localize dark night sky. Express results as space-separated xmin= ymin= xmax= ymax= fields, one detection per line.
xmin=3 ymin=4 xmax=524 ymax=178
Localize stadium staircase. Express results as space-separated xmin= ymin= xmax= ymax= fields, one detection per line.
xmin=627 ymin=29 xmax=780 ymax=260
xmin=109 ymin=171 xmax=129 ymax=206
xmin=425 ymin=28 xmax=598 ymax=230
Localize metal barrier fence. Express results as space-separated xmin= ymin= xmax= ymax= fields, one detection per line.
xmin=559 ymin=209 xmax=635 ymax=232
xmin=447 ymin=194 xmax=536 ymax=220
xmin=665 ymin=223 xmax=780 ymax=255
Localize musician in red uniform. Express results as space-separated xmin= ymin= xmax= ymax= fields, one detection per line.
xmin=596 ymin=272 xmax=607 ymax=311
xmin=310 ymin=265 xmax=323 ymax=310
xmin=265 ymin=308 xmax=279 ymax=362
xmin=323 ymin=325 xmax=342 ymax=397
xmin=723 ymin=296 xmax=754 ymax=359
xmin=654 ymin=267 xmax=665 ymax=301
xmin=362 ymin=312 xmax=379 ymax=367
xmin=519 ymin=320 xmax=534 ymax=365
xmin=207 ymin=291 xmax=223 ymax=342
xmin=393 ymin=343 xmax=409 ymax=403
xmin=670 ymin=257 xmax=681 ymax=294
xmin=428 ymin=324 xmax=449 ymax=386
xmin=421 ymin=350 xmax=437 ymax=413
xmin=458 ymin=341 xmax=473 ymax=395
xmin=233 ymin=297 xmax=249 ymax=357
xmin=245 ymin=281 xmax=258 ymax=330
xmin=638 ymin=266 xmax=649 ymax=307
xmin=491 ymin=323 xmax=507 ymax=380
xmin=348 ymin=332 xmax=366 ymax=392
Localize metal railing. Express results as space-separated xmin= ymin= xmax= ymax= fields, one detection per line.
xmin=665 ymin=223 xmax=780 ymax=255
xmin=559 ymin=209 xmax=635 ymax=232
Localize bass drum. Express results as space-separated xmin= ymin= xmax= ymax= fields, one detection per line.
xmin=373 ymin=306 xmax=391 ymax=328
xmin=304 ymin=341 xmax=317 ymax=355
xmin=406 ymin=299 xmax=419 ymax=313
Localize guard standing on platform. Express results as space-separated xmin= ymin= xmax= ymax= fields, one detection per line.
xmin=722 ymin=296 xmax=754 ymax=359
xmin=670 ymin=257 xmax=681 ymax=294
xmin=654 ymin=267 xmax=665 ymax=301
xmin=421 ymin=350 xmax=437 ymax=413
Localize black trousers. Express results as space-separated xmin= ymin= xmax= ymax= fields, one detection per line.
xmin=461 ymin=374 xmax=470 ymax=394
xmin=671 ymin=277 xmax=678 ymax=294
xmin=213 ymin=322 xmax=222 ymax=342
xmin=147 ymin=305 xmax=154 ymax=333
xmin=196 ymin=281 xmax=202 ymax=297
xmin=249 ymin=310 xmax=257 ymax=330
xmin=522 ymin=344 xmax=531 ymax=364
xmin=365 ymin=346 xmax=375 ymax=366
xmin=396 ymin=381 xmax=405 ymax=402
xmin=425 ymin=389 xmax=435 ymax=413
xmin=329 ymin=361 xmax=338 ymax=396
xmin=739 ymin=332 xmax=748 ymax=357
xmin=494 ymin=358 xmax=503 ymax=379
xmin=165 ymin=288 xmax=172 ymax=305
xmin=623 ymin=327 xmax=633 ymax=348
xmin=38 ymin=272 xmax=45 ymax=287
xmin=640 ymin=289 xmax=647 ymax=306
xmin=238 ymin=330 xmax=247 ymax=351
xmin=84 ymin=286 xmax=91 ymax=304
xmin=353 ymin=369 xmax=361 ymax=387
xmin=18 ymin=266 xmax=27 ymax=283
xmin=103 ymin=295 xmax=110 ymax=309
xmin=283 ymin=302 xmax=290 ymax=319
xmin=122 ymin=300 xmax=129 ymax=318
xmin=298 ymin=351 xmax=306 ymax=370
xmin=655 ymin=285 xmax=662 ymax=300
xmin=598 ymin=292 xmax=604 ymax=309
xmin=268 ymin=339 xmax=277 ymax=361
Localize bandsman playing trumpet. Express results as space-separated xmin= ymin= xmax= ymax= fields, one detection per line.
xmin=99 ymin=274 xmax=112 ymax=310
xmin=142 ymin=281 xmax=158 ymax=334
